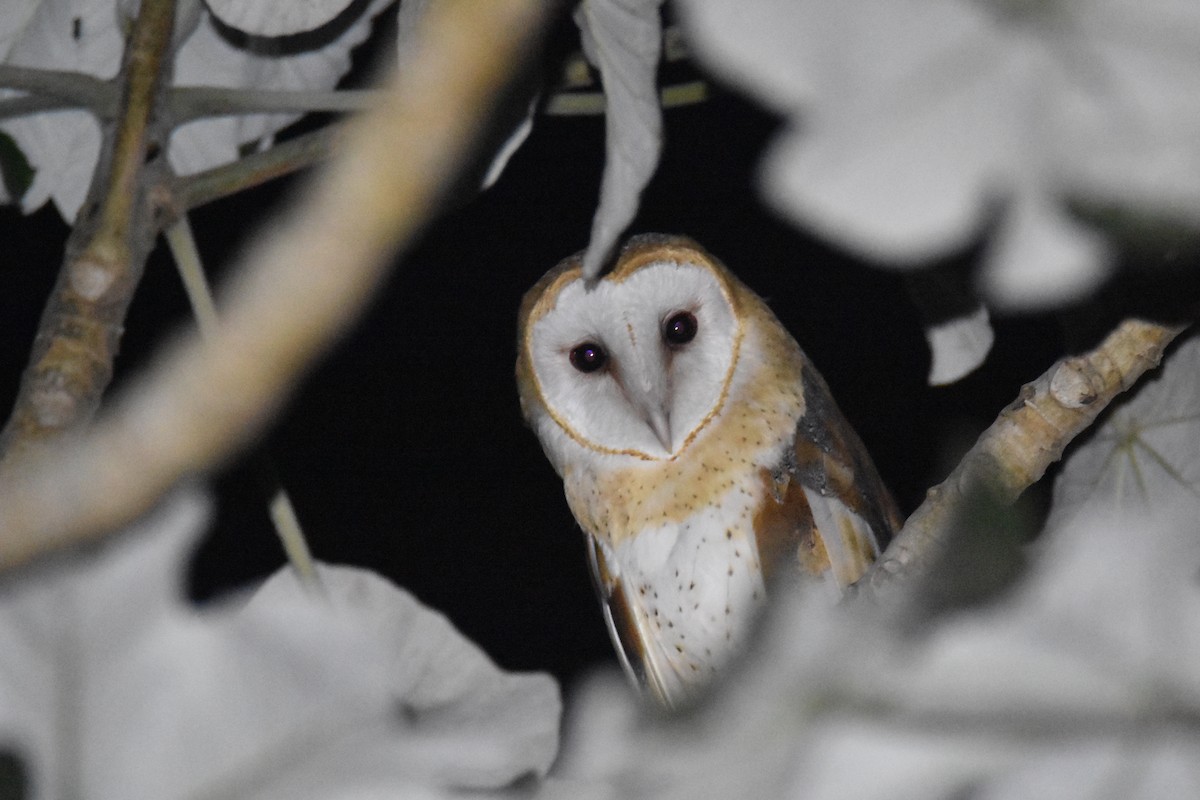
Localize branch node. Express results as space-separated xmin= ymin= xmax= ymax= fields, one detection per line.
xmin=31 ymin=385 xmax=79 ymax=428
xmin=68 ymin=256 xmax=120 ymax=302
xmin=1050 ymin=356 xmax=1102 ymax=408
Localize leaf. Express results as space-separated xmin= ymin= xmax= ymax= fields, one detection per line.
xmin=676 ymin=0 xmax=1200 ymax=310
xmin=574 ymin=0 xmax=664 ymax=280
xmin=905 ymin=267 xmax=994 ymax=385
xmin=921 ymin=303 xmax=993 ymax=385
xmin=167 ymin=0 xmax=392 ymax=176
xmin=206 ymin=0 xmax=361 ymax=38
xmin=0 ymin=0 xmax=122 ymax=219
xmin=0 ymin=489 xmax=561 ymax=800
xmin=0 ymin=0 xmax=388 ymax=221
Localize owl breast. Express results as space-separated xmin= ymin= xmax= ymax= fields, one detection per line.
xmin=595 ymin=478 xmax=775 ymax=700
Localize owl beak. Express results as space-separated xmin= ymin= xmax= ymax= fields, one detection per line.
xmin=618 ymin=367 xmax=674 ymax=452
xmin=642 ymin=404 xmax=673 ymax=453
xmin=617 ymin=337 xmax=674 ymax=453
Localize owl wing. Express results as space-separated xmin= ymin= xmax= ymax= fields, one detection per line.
xmin=758 ymin=362 xmax=902 ymax=587
xmin=583 ymin=532 xmax=680 ymax=706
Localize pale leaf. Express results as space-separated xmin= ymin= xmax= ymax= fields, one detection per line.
xmin=0 ymin=0 xmax=387 ymax=221
xmin=574 ymin=0 xmax=664 ymax=280
xmin=168 ymin=0 xmax=391 ymax=176
xmin=906 ymin=268 xmax=994 ymax=385
xmin=0 ymin=489 xmax=561 ymax=800
xmin=0 ymin=0 xmax=122 ymax=217
xmin=676 ymin=0 xmax=1200 ymax=310
xmin=922 ymin=304 xmax=993 ymax=385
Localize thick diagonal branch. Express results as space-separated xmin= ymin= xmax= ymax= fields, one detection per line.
xmin=0 ymin=0 xmax=176 ymax=464
xmin=0 ymin=0 xmax=547 ymax=570
xmin=871 ymin=318 xmax=1188 ymax=593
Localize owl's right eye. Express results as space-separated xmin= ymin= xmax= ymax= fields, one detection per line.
xmin=569 ymin=342 xmax=608 ymax=373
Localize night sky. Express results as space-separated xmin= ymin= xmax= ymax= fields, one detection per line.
xmin=0 ymin=9 xmax=1065 ymax=689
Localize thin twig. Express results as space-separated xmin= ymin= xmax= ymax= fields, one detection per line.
xmin=0 ymin=65 xmax=118 ymax=116
xmin=175 ymin=125 xmax=340 ymax=212
xmin=870 ymin=318 xmax=1189 ymax=594
xmin=174 ymin=73 xmax=710 ymax=212
xmin=164 ymin=217 xmax=322 ymax=591
xmin=0 ymin=0 xmax=549 ymax=571
xmin=545 ymin=80 xmax=709 ymax=116
xmin=163 ymin=217 xmax=221 ymax=337
xmin=0 ymin=95 xmax=75 ymax=120
xmin=169 ymin=86 xmax=376 ymax=122
xmin=0 ymin=0 xmax=176 ymax=465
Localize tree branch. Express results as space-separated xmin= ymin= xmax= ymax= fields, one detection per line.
xmin=0 ymin=0 xmax=548 ymax=570
xmin=870 ymin=318 xmax=1189 ymax=593
xmin=0 ymin=65 xmax=117 ymax=117
xmin=0 ymin=95 xmax=73 ymax=120
xmin=173 ymin=125 xmax=340 ymax=212
xmin=169 ymin=86 xmax=376 ymax=121
xmin=0 ymin=0 xmax=176 ymax=466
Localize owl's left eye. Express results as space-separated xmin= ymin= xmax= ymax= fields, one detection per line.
xmin=663 ymin=311 xmax=698 ymax=346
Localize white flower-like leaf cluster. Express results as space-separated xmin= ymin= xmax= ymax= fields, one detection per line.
xmin=0 ymin=0 xmax=392 ymax=221
xmin=676 ymin=0 xmax=1200 ymax=309
xmin=0 ymin=491 xmax=560 ymax=800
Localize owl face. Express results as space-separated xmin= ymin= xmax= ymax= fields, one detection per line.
xmin=518 ymin=240 xmax=742 ymax=462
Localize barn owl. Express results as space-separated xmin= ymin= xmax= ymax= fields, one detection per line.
xmin=516 ymin=234 xmax=901 ymax=708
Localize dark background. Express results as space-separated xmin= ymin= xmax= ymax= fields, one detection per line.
xmin=0 ymin=7 xmax=1064 ymax=689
